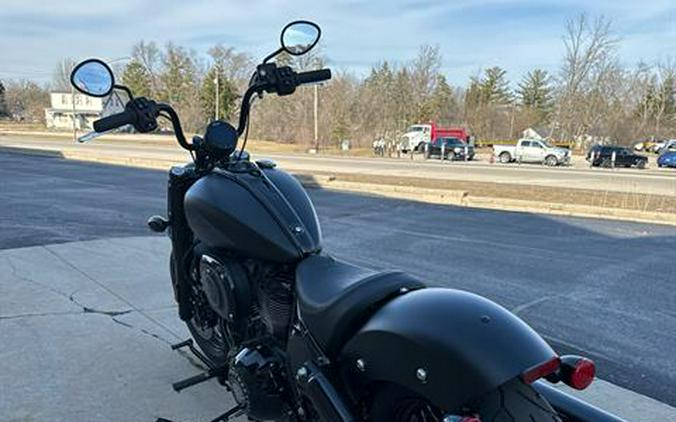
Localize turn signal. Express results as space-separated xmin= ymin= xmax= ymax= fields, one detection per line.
xmin=559 ymin=355 xmax=595 ymax=390
xmin=521 ymin=357 xmax=561 ymax=384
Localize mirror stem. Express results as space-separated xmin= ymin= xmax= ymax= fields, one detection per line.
xmin=114 ymin=85 xmax=134 ymax=100
xmin=262 ymin=47 xmax=284 ymax=64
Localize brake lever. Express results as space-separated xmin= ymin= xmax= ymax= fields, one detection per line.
xmin=77 ymin=131 xmax=106 ymax=143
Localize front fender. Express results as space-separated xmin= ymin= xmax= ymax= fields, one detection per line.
xmin=338 ymin=288 xmax=557 ymax=412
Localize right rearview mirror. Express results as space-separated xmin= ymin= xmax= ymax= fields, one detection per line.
xmin=281 ymin=21 xmax=321 ymax=56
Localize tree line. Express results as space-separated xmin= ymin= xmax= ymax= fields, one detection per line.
xmin=1 ymin=14 xmax=674 ymax=148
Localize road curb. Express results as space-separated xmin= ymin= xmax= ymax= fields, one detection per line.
xmin=307 ymin=175 xmax=676 ymax=226
xmin=2 ymin=144 xmax=675 ymax=227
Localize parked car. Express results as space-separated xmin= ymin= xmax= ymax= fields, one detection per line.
xmin=423 ymin=137 xmax=475 ymax=160
xmin=586 ymin=145 xmax=648 ymax=168
xmin=493 ymin=138 xmax=570 ymax=166
xmin=657 ymin=150 xmax=676 ymax=168
xmin=658 ymin=139 xmax=676 ymax=153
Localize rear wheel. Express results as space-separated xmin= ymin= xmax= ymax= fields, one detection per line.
xmin=544 ymin=155 xmax=558 ymax=166
xmin=499 ymin=152 xmax=511 ymax=164
xmin=369 ymin=379 xmax=560 ymax=422
xmin=469 ymin=378 xmax=561 ymax=421
xmin=637 ymin=159 xmax=647 ymax=169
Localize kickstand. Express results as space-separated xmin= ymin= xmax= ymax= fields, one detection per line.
xmin=169 ymin=339 xmax=229 ymax=392
xmin=154 ymin=405 xmax=244 ymax=422
xmin=171 ymin=339 xmax=214 ymax=369
xmin=208 ymin=405 xmax=245 ymax=422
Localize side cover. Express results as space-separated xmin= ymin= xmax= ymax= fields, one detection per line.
xmin=339 ymin=288 xmax=557 ymax=412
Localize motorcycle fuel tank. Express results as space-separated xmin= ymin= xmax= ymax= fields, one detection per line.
xmin=184 ymin=164 xmax=322 ymax=263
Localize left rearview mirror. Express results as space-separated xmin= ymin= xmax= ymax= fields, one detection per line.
xmin=70 ymin=59 xmax=114 ymax=97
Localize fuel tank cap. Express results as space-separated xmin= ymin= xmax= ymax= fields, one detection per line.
xmin=256 ymin=159 xmax=277 ymax=169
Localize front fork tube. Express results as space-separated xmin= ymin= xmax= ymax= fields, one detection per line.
xmin=167 ymin=166 xmax=199 ymax=321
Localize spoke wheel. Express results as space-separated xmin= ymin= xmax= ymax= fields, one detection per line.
xmin=186 ymin=298 xmax=230 ymax=367
xmin=392 ymin=399 xmax=442 ymax=422
xmin=171 ymin=252 xmax=230 ymax=367
xmin=369 ymin=384 xmax=443 ymax=422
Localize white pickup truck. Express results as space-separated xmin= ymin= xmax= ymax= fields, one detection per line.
xmin=493 ymin=138 xmax=571 ymax=166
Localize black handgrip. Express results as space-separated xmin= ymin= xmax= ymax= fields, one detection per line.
xmin=93 ymin=110 xmax=135 ymax=133
xmin=296 ymin=68 xmax=332 ymax=85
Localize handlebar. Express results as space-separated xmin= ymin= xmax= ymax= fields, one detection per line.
xmin=296 ymin=69 xmax=332 ymax=85
xmin=93 ymin=110 xmax=135 ymax=133
xmin=90 ymin=64 xmax=332 ymax=154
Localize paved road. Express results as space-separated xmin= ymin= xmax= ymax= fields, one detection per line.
xmin=1 ymin=151 xmax=675 ymax=408
xmin=2 ymin=134 xmax=676 ymax=195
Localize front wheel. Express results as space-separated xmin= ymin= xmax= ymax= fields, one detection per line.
xmin=170 ymin=252 xmax=230 ymax=367
xmin=369 ymin=379 xmax=560 ymax=422
xmin=637 ymin=159 xmax=647 ymax=169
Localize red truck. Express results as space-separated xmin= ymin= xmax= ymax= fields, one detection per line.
xmin=400 ymin=123 xmax=470 ymax=152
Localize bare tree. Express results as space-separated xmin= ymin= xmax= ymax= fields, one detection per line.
xmin=556 ymin=14 xmax=619 ymax=143
xmin=52 ymin=58 xmax=76 ymax=91
xmin=132 ymin=41 xmax=162 ymax=94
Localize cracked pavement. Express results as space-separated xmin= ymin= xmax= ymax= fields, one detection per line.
xmin=0 ymin=236 xmax=242 ymax=422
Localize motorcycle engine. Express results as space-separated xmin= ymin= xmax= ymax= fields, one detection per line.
xmin=256 ymin=268 xmax=294 ymax=339
xmin=229 ymin=344 xmax=287 ymax=420
xmin=198 ymin=254 xmax=253 ymax=336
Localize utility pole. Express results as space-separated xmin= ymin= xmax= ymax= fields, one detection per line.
xmin=214 ymin=75 xmax=219 ymax=121
xmin=71 ymin=78 xmax=77 ymax=142
xmin=509 ymin=103 xmax=516 ymax=139
xmin=314 ymin=83 xmax=319 ymax=152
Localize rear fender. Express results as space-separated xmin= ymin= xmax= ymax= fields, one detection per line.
xmin=338 ymin=288 xmax=557 ymax=412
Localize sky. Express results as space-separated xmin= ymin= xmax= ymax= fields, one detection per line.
xmin=1 ymin=0 xmax=674 ymax=88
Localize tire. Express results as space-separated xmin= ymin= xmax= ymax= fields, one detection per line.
xmin=544 ymin=155 xmax=558 ymax=166
xmin=369 ymin=379 xmax=560 ymax=422
xmin=469 ymin=378 xmax=561 ymax=421
xmin=499 ymin=152 xmax=511 ymax=164
xmin=171 ymin=252 xmax=230 ymax=367
xmin=637 ymin=160 xmax=646 ymax=169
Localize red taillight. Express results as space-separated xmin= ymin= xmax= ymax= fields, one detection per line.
xmin=561 ymin=356 xmax=595 ymax=390
xmin=521 ymin=357 xmax=561 ymax=384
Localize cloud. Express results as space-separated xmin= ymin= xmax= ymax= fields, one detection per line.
xmin=0 ymin=0 xmax=673 ymax=86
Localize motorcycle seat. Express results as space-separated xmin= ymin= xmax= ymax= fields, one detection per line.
xmin=295 ymin=255 xmax=425 ymax=356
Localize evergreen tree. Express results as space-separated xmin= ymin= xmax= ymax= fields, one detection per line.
xmin=516 ymin=69 xmax=553 ymax=112
xmin=428 ymin=74 xmax=459 ymax=124
xmin=121 ymin=60 xmax=153 ymax=98
xmin=479 ymin=66 xmax=513 ymax=105
xmin=200 ymin=66 xmax=238 ymax=121
xmin=159 ymin=43 xmax=198 ymax=105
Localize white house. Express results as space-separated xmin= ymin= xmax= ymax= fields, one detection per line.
xmin=45 ymin=92 xmax=125 ymax=130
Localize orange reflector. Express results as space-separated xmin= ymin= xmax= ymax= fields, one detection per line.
xmin=521 ymin=357 xmax=561 ymax=384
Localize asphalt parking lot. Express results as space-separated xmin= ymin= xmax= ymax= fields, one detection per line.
xmin=1 ymin=151 xmax=675 ymax=420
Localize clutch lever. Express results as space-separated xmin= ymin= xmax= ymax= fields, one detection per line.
xmin=77 ymin=130 xmax=107 ymax=143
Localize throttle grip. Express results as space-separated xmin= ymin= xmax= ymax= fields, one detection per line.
xmin=296 ymin=68 xmax=332 ymax=85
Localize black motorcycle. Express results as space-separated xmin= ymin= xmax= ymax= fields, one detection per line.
xmin=70 ymin=21 xmax=612 ymax=422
